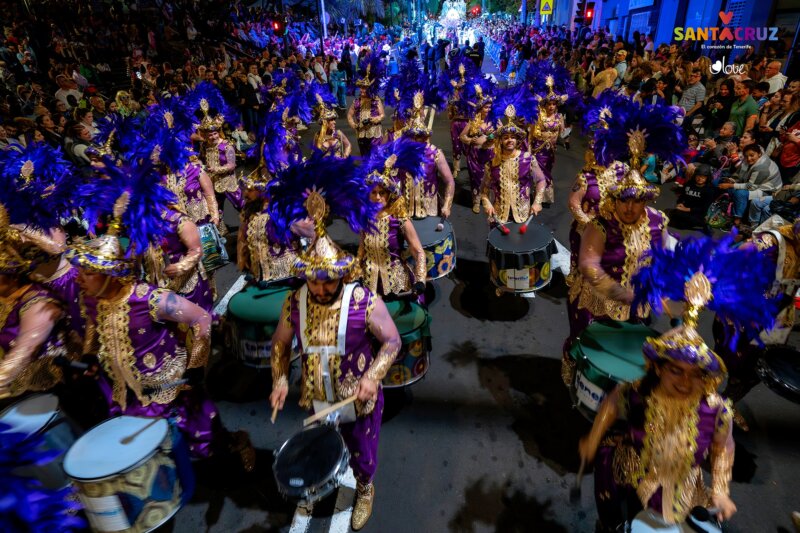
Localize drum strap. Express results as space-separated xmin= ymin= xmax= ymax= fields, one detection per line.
xmin=298 ymin=283 xmax=356 ymax=403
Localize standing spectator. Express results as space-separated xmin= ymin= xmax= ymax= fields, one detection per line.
xmin=729 ymin=80 xmax=759 ymax=136
xmin=752 ymin=82 xmax=771 ymax=109
xmin=763 ymin=60 xmax=787 ymax=94
xmin=591 ymin=57 xmax=618 ymax=97
xmin=313 ymin=55 xmax=327 ymax=84
xmin=677 ymin=68 xmax=706 ymax=120
xmin=613 ymin=50 xmax=627 ymax=87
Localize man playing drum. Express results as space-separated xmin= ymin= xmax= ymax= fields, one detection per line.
xmin=267 ymin=159 xmax=401 ymax=531
xmin=480 ymin=105 xmax=547 ymax=225
xmin=197 ymin=101 xmax=244 ymax=219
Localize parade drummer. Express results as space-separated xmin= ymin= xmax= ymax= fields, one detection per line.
xmin=402 ymin=94 xmax=455 ymax=219
xmin=446 ymin=62 xmax=470 ymax=173
xmin=347 ymin=54 xmax=386 ymax=157
xmin=68 ymin=212 xmax=255 ymax=468
xmin=0 ymin=210 xmax=66 ymax=399
xmin=480 ymin=105 xmax=546 ymax=225
xmin=314 ymin=98 xmax=352 ymax=159
xmin=267 ymin=158 xmax=401 ymax=531
xmin=356 ymin=150 xmax=427 ymax=299
xmin=563 ymin=105 xmax=686 ymax=386
xmin=580 ymin=272 xmax=737 ymax=532
xmin=460 ymin=85 xmax=495 ymax=214
xmin=197 ymin=100 xmax=244 ymax=217
xmin=528 ymin=76 xmax=567 ymax=205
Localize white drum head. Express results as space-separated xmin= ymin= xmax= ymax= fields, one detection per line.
xmin=64 ymin=416 xmax=168 ymax=480
xmin=0 ymin=393 xmax=60 ymax=436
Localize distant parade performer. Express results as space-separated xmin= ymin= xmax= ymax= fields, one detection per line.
xmin=480 ymin=105 xmax=546 ymax=224
xmin=197 ymin=100 xmax=244 ymax=216
xmin=528 ymin=76 xmax=567 ymax=205
xmin=445 ymin=62 xmax=470 ymax=173
xmin=460 ymin=85 xmax=495 ymax=213
xmin=267 ymin=154 xmax=401 ymax=531
xmin=563 ymin=103 xmax=686 ymax=385
xmin=314 ymin=96 xmax=352 ymax=158
xmin=348 ymin=53 xmax=386 ymax=157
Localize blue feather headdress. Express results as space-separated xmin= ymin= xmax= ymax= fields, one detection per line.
xmin=181 ymin=82 xmax=237 ymax=131
xmin=255 ymin=108 xmax=292 ymax=175
xmin=1 ymin=422 xmax=86 ymax=532
xmin=0 ymin=144 xmax=80 ymax=230
xmin=356 ymin=53 xmax=387 ymax=97
xmin=135 ymin=106 xmax=195 ymax=171
xmin=524 ymin=60 xmax=581 ymax=107
xmin=583 ymin=90 xmax=631 ymax=135
xmin=265 ymin=152 xmax=379 ymax=280
xmin=361 ymin=137 xmax=428 ymax=195
xmin=489 ymin=85 xmax=538 ymax=125
xmin=384 ymin=58 xmax=425 ymax=119
xmin=632 ymin=234 xmax=780 ymax=372
xmin=463 ymin=81 xmax=495 ymax=118
xmin=69 ymin=156 xmax=177 ymax=277
xmin=93 ymin=113 xmax=143 ymax=159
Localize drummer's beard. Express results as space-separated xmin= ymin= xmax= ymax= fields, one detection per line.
xmin=308 ymin=279 xmax=344 ymax=305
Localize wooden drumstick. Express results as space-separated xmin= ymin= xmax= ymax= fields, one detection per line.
xmin=490 ymin=216 xmax=510 ymax=235
xmin=271 ymin=404 xmax=279 ymax=424
xmin=120 ymin=418 xmax=162 ymax=445
xmin=303 ymin=395 xmax=358 ymax=427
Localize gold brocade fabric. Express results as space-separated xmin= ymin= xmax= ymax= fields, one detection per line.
xmin=359 ymin=215 xmax=411 ymax=295
xmin=299 ymin=293 xmax=344 ymax=409
xmin=356 ymin=99 xmax=382 ymax=139
xmin=245 ymin=212 xmax=297 ymax=282
xmin=406 ymin=175 xmax=439 ymax=218
xmin=569 ymin=211 xmax=659 ymax=321
xmin=164 ymin=172 xmax=189 ymax=214
xmin=203 ymin=144 xmax=239 ymax=193
xmin=95 ymin=284 xmax=185 ymax=409
xmin=483 ymin=153 xmax=531 ymax=224
xmin=625 ymin=390 xmax=708 ymax=524
xmin=777 ymin=225 xmax=800 ymax=280
xmin=186 ymin=198 xmax=211 ymax=224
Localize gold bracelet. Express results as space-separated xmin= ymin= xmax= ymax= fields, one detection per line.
xmin=271 ymin=339 xmax=289 ymax=388
xmin=711 ymin=445 xmax=734 ymax=496
xmin=186 ymin=321 xmax=210 ymax=369
xmin=365 ymin=343 xmax=400 ymax=382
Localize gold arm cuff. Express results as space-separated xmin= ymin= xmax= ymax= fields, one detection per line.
xmin=271 ymin=339 xmax=290 ymax=388
xmin=365 ymin=342 xmax=400 ymax=381
xmin=414 ymin=250 xmax=427 ymax=284
xmin=186 ymin=321 xmax=210 ymax=369
xmin=481 ymin=197 xmax=493 ymax=211
xmin=711 ymin=445 xmax=734 ymax=496
xmin=205 ymin=194 xmax=219 ymax=216
xmin=569 ymin=204 xmax=592 ymax=226
xmin=533 ymin=190 xmax=545 ymax=206
xmin=170 ymin=248 xmax=202 ymax=278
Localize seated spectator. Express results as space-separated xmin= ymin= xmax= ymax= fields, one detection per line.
xmin=752 ymin=81 xmax=771 ymax=109
xmin=729 ymin=80 xmax=759 ymax=136
xmin=668 ymin=164 xmax=715 ymax=232
xmin=0 ymin=123 xmax=23 ymax=152
xmin=763 ymin=60 xmax=787 ymax=94
xmin=640 ymin=151 xmax=659 ymax=183
xmin=700 ymin=79 xmax=735 ymax=133
xmin=718 ymin=143 xmax=782 ymax=225
xmin=776 ymin=104 xmax=800 ymax=182
xmin=677 ymin=68 xmax=705 ymax=121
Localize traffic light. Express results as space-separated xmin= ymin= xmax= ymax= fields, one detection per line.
xmin=273 ymin=19 xmax=285 ymax=37
xmin=471 ymin=6 xmax=480 ymax=16
xmin=585 ymin=2 xmax=595 ymax=24
xmin=574 ymin=1 xmax=586 ymax=26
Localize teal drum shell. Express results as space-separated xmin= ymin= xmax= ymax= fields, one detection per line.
xmin=403 ymin=218 xmax=456 ymax=280
xmin=198 ymin=223 xmax=230 ymax=273
xmin=382 ymin=300 xmax=432 ymax=388
xmin=568 ymin=320 xmax=656 ymax=419
xmin=226 ymin=285 xmax=296 ymax=369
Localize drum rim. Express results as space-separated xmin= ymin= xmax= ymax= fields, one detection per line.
xmin=0 ymin=393 xmax=61 ymax=438
xmin=756 ymin=357 xmax=800 ymax=403
xmin=383 ymin=353 xmax=430 ymax=388
xmin=410 ymin=218 xmax=455 ymax=247
xmin=63 ymin=416 xmax=169 ymax=481
xmin=486 ymin=222 xmax=554 ymax=252
xmin=272 ymin=424 xmax=348 ymax=496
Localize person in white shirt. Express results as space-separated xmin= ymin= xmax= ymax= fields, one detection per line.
xmin=53 ymin=75 xmax=83 ymax=110
xmin=313 ymin=55 xmax=328 ymax=84
xmin=763 ymin=60 xmax=788 ymax=94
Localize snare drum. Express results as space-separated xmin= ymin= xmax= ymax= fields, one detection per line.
xmin=225 ymin=284 xmax=299 ymax=369
xmin=569 ymin=320 xmax=655 ymax=419
xmin=63 ymin=416 xmax=192 ymax=533
xmin=630 ymin=509 xmax=721 ymax=533
xmin=486 ymin=222 xmax=557 ymax=294
xmin=0 ymin=393 xmax=79 ymax=490
xmin=273 ymin=424 xmax=350 ymax=505
xmin=382 ymin=300 xmax=432 ymax=388
xmin=757 ymin=346 xmax=800 ymax=404
xmin=198 ymin=223 xmax=229 ymax=273
xmin=403 ymin=218 xmax=456 ymax=280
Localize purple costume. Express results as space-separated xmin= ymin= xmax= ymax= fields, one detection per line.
xmin=287 ymin=284 xmax=383 ymax=484
xmin=403 ymin=144 xmax=445 ymax=218
xmin=0 ymin=283 xmax=66 ymax=396
xmin=448 ymin=102 xmax=468 ymax=160
xmin=566 ymin=207 xmax=667 ymax=348
xmin=352 ymin=97 xmax=383 ymax=157
xmin=529 ymin=111 xmax=563 ymax=204
xmin=164 ymin=163 xmax=213 ymax=226
xmin=481 ymin=151 xmax=544 ymax=223
xmin=85 ymin=282 xmax=219 ymax=458
xmin=144 ymin=211 xmax=213 ymax=314
xmin=465 ymin=123 xmax=495 ymax=200
xmin=203 ymin=139 xmax=244 ymax=212
xmin=37 ymin=264 xmax=85 ymax=347
xmin=594 ymin=384 xmax=732 ymax=527
xmin=358 ymin=214 xmax=414 ymax=296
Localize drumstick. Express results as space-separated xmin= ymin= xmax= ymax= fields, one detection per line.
xmin=489 ymin=216 xmax=510 ymax=235
xmin=303 ymin=394 xmax=358 ymax=427
xmin=569 ymin=457 xmax=586 ymax=503
xmin=120 ymin=418 xmax=162 ymax=445
xmin=435 ymin=216 xmax=445 ymax=232
xmin=519 ymin=215 xmax=535 ymax=235
xmin=271 ymin=404 xmax=279 ymax=424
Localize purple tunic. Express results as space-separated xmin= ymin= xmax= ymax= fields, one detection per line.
xmin=40 ymin=264 xmax=85 ymax=344
xmin=466 ymin=123 xmax=495 ymax=198
xmin=359 ymin=215 xmax=412 ymax=296
xmin=205 ymin=140 xmax=244 ymax=211
xmin=86 ymin=282 xmax=219 ymax=458
xmin=288 ymin=284 xmax=383 ymax=483
xmin=181 ymin=163 xmax=212 ymax=225
xmin=148 ymin=211 xmax=213 ymax=314
xmin=353 ymin=97 xmax=382 ymax=157
xmin=483 ymin=151 xmax=541 ymax=223
xmin=594 ymin=386 xmax=726 ymax=527
xmin=450 ymin=118 xmax=467 ymax=159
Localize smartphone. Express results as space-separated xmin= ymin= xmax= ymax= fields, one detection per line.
xmin=136 ymin=71 xmax=142 ymax=79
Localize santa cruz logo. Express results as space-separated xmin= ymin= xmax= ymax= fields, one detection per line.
xmin=710 ymin=57 xmax=747 ymax=75
xmin=674 ymin=11 xmax=779 ymax=42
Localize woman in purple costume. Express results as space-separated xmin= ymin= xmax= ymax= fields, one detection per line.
xmin=143 ymin=208 xmax=213 ymax=314
xmin=460 ymin=89 xmax=495 ymax=214
xmin=163 ymin=161 xmax=219 ymax=227
xmin=580 ymin=273 xmax=737 ymax=532
xmin=528 ymin=84 xmax=566 ymax=205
